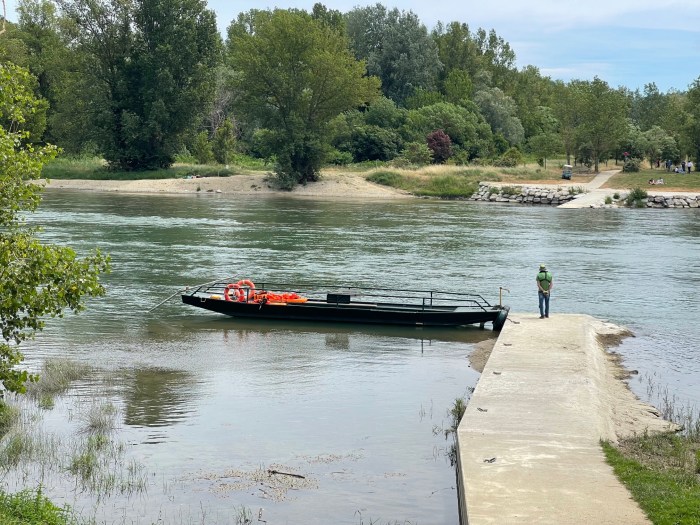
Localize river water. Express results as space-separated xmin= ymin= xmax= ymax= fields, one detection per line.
xmin=4 ymin=190 xmax=700 ymax=525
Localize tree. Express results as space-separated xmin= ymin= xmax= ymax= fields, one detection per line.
xmin=227 ymin=9 xmax=380 ymax=188
xmin=345 ymin=4 xmax=441 ymax=104
xmin=426 ymin=129 xmax=452 ymax=163
xmin=56 ymin=0 xmax=221 ymax=170
xmin=406 ymin=102 xmax=493 ymax=160
xmin=685 ymin=77 xmax=700 ymax=164
xmin=473 ymin=87 xmax=525 ymax=146
xmin=0 ymin=63 xmax=109 ymax=394
xmin=573 ymin=78 xmax=629 ymax=172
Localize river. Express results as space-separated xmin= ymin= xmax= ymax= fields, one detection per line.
xmin=4 ymin=190 xmax=700 ymax=525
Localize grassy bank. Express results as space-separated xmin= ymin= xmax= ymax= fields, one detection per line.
xmin=605 ymin=169 xmax=700 ymax=191
xmin=41 ymin=156 xmax=257 ymax=180
xmin=0 ymin=488 xmax=77 ymax=525
xmin=604 ymin=392 xmax=700 ymax=525
xmin=363 ymin=164 xmax=574 ymax=198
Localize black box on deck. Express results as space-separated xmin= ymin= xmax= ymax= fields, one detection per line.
xmin=327 ymin=293 xmax=351 ymax=304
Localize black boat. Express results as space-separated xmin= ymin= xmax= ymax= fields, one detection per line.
xmin=181 ymin=279 xmax=510 ymax=331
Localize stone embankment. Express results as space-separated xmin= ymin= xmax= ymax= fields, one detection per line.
xmin=645 ymin=194 xmax=700 ymax=208
xmin=471 ymin=184 xmax=700 ymax=209
xmin=470 ymin=184 xmax=582 ymax=206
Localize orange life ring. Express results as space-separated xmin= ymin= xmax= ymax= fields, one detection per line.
xmin=235 ymin=279 xmax=256 ymax=302
xmin=224 ymin=283 xmax=245 ymax=302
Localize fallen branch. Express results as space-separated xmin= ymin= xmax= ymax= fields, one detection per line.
xmin=267 ymin=469 xmax=305 ymax=479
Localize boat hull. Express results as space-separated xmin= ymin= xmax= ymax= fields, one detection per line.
xmin=181 ymin=295 xmax=509 ymax=330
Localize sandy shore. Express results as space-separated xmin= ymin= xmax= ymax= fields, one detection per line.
xmin=40 ymin=171 xmax=412 ymax=200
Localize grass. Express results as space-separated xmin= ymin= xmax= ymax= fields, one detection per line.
xmin=604 ymin=378 xmax=700 ymax=525
xmin=0 ymin=488 xmax=77 ymax=525
xmin=42 ymin=155 xmax=251 ymax=180
xmin=603 ymin=441 xmax=700 ymax=524
xmin=362 ymin=162 xmax=604 ymax=197
xmin=605 ymin=168 xmax=700 ymax=191
xmin=0 ymin=401 xmax=20 ymax=439
xmin=25 ymin=358 xmax=93 ymax=408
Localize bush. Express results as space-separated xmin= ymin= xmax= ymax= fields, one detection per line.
xmin=325 ymin=148 xmax=353 ymax=166
xmin=366 ymin=170 xmax=405 ymax=188
xmin=622 ymin=157 xmax=642 ymax=172
xmin=190 ymin=131 xmax=214 ymax=164
xmin=426 ymin=129 xmax=453 ymax=164
xmin=400 ymin=141 xmax=433 ymax=165
xmin=494 ymin=147 xmax=523 ymax=167
xmin=625 ymin=187 xmax=648 ymax=207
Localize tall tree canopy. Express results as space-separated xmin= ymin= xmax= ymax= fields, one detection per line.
xmin=0 ymin=63 xmax=109 ymax=394
xmin=227 ymin=8 xmax=380 ymax=188
xmin=56 ymin=0 xmax=221 ymax=170
xmin=345 ymin=3 xmax=441 ymax=105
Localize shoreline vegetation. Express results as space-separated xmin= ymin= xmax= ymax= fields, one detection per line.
xmin=6 ymin=157 xmax=699 ymax=524
xmin=40 ymin=156 xmax=700 ymax=200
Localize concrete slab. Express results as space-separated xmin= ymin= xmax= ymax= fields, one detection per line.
xmin=456 ymin=313 xmax=668 ymax=525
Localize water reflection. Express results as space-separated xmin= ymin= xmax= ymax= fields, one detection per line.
xmin=122 ymin=368 xmax=195 ymax=428
xmin=16 ymin=189 xmax=700 ymax=524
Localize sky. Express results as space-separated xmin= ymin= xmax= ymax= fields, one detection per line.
xmin=4 ymin=0 xmax=700 ymax=93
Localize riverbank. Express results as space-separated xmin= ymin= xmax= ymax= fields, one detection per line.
xmin=39 ymin=170 xmax=413 ymax=199
xmin=458 ymin=314 xmax=676 ymax=525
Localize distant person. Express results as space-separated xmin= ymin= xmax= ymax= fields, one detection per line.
xmin=536 ymin=264 xmax=553 ymax=319
xmin=688 ymin=160 xmax=694 ymax=172
xmin=682 ymin=161 xmax=686 ymax=172
xmin=666 ymin=159 xmax=672 ymax=171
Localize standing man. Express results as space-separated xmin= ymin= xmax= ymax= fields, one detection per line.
xmin=536 ymin=263 xmax=553 ymax=319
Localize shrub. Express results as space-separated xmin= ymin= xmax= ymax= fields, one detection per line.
xmin=190 ymin=131 xmax=214 ymax=164
xmin=625 ymin=187 xmax=648 ymax=207
xmin=400 ymin=141 xmax=433 ymax=165
xmin=494 ymin=147 xmax=523 ymax=167
xmin=605 ymin=195 xmax=613 ymax=204
xmin=366 ymin=170 xmax=405 ymax=188
xmin=622 ymin=157 xmax=642 ymax=172
xmin=426 ymin=129 xmax=453 ymax=164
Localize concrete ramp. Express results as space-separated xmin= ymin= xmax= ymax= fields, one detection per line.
xmin=456 ymin=313 xmax=664 ymax=524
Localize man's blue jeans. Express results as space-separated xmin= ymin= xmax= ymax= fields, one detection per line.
xmin=538 ymin=291 xmax=550 ymax=317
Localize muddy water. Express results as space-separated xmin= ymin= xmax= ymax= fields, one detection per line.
xmin=4 ymin=190 xmax=699 ymax=524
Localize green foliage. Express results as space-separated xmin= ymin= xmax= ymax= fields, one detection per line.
xmin=495 ymin=147 xmax=523 ymax=167
xmin=228 ymin=8 xmax=380 ymax=188
xmin=213 ymin=119 xmax=237 ymax=165
xmin=400 ymin=142 xmax=433 ymax=165
xmin=345 ymin=5 xmax=441 ymax=104
xmin=346 ymin=125 xmax=402 ymax=162
xmin=191 ymin=131 xmax=214 ymax=165
xmin=622 ymin=157 xmax=642 ymax=172
xmin=367 ymin=169 xmax=478 ymax=198
xmin=603 ymin=441 xmax=700 ymax=525
xmin=474 ymin=87 xmax=525 ymax=145
xmin=366 ymin=170 xmax=406 ymax=188
xmin=58 ymin=0 xmax=222 ymax=170
xmin=406 ymin=102 xmax=493 ymax=160
xmin=570 ymin=77 xmax=629 ymax=172
xmin=0 ymin=402 xmax=20 ymax=439
xmin=0 ymin=64 xmax=110 ymax=394
xmin=0 ymin=487 xmax=75 ymax=525
xmin=604 ymin=195 xmax=613 ymax=204
xmin=626 ymin=187 xmax=649 ymax=207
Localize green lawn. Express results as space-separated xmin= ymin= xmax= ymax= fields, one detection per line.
xmin=605 ymin=169 xmax=700 ymax=191
xmin=603 ymin=441 xmax=700 ymax=525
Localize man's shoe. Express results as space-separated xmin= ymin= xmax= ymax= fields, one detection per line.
xmin=539 ymin=315 xmax=545 ymax=319
xmin=545 ymin=315 xmax=549 ymax=318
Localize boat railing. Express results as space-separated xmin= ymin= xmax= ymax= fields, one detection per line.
xmin=185 ymin=281 xmax=497 ymax=312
